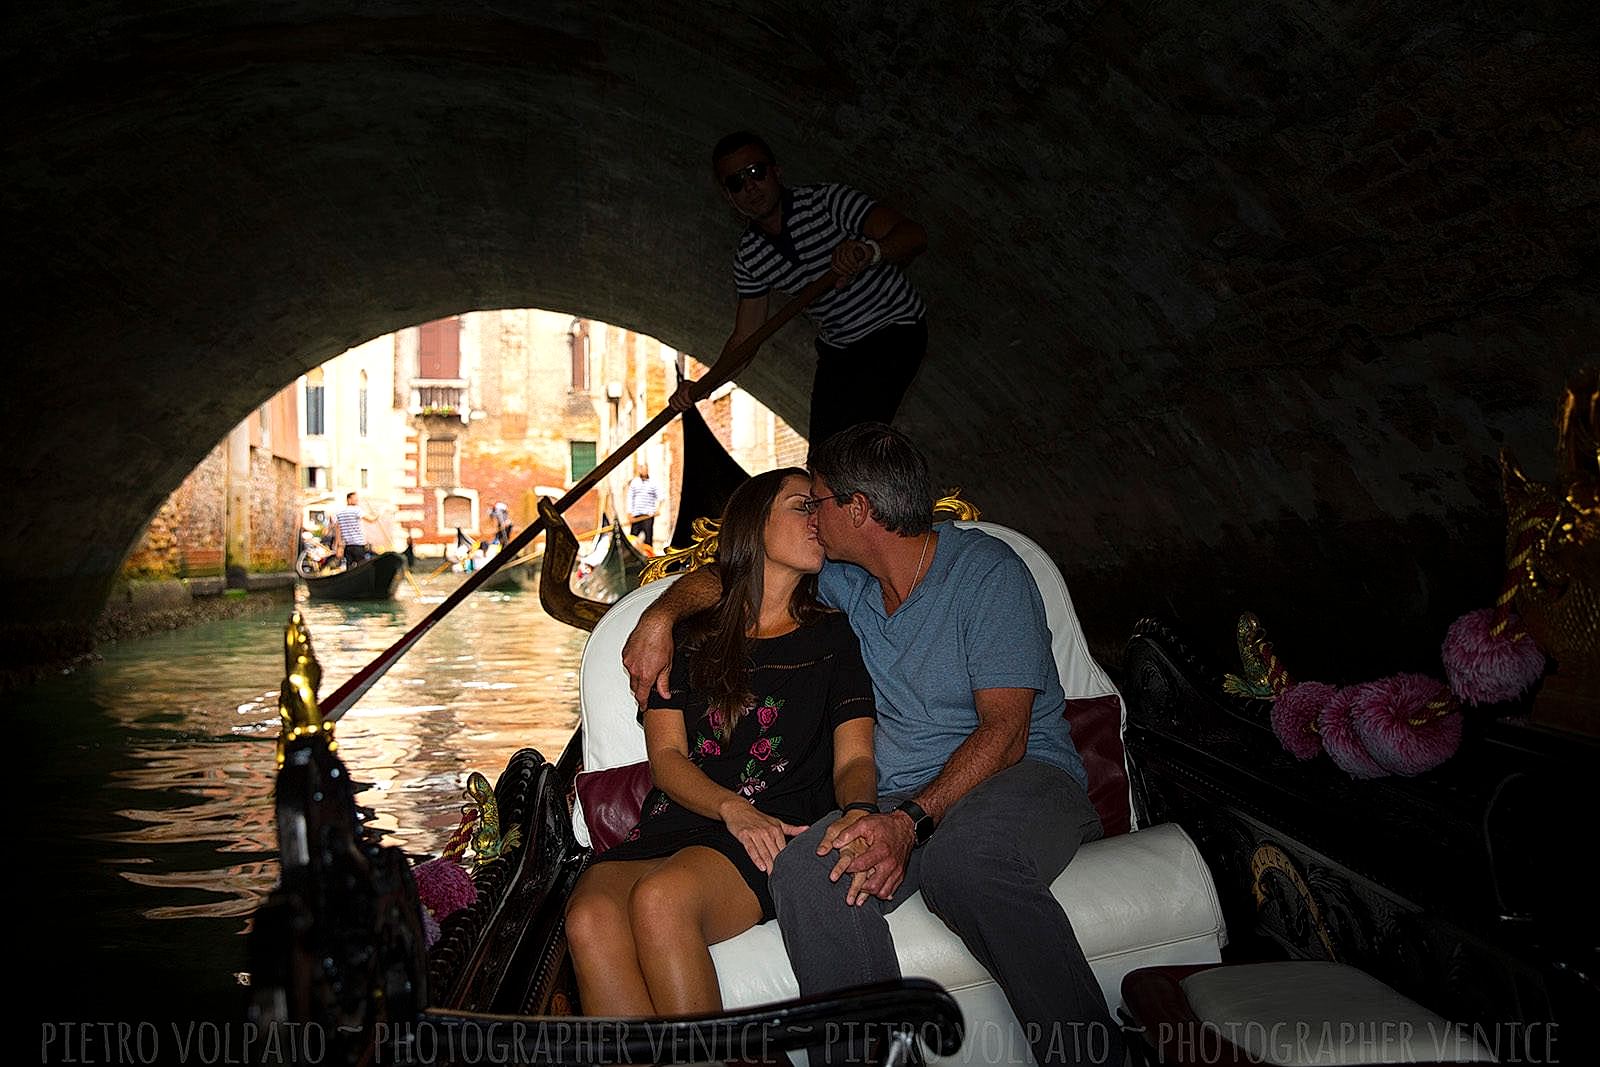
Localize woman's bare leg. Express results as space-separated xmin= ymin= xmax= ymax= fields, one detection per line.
xmin=566 ymin=858 xmax=665 ymax=1015
xmin=627 ymin=846 xmax=764 ymax=1017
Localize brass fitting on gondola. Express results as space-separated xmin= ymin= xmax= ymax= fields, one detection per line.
xmin=276 ymin=610 xmax=336 ymax=767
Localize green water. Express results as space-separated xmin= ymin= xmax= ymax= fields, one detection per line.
xmin=15 ymin=582 xmax=587 ymax=1034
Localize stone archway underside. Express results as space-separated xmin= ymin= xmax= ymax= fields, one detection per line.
xmin=6 ymin=2 xmax=1594 ymax=673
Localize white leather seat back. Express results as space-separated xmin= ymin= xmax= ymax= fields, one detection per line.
xmin=573 ymin=574 xmax=679 ymax=846
xmin=955 ymin=521 xmax=1135 ymax=830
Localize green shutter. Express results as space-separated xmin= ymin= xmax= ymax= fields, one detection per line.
xmin=570 ymin=440 xmax=597 ymax=481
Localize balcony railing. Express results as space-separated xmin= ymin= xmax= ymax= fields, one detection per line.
xmin=412 ymin=384 xmax=465 ymax=418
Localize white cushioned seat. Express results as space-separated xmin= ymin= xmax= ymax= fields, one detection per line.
xmin=575 ymin=523 xmax=1227 ymax=1064
xmin=1180 ymin=962 xmax=1496 ymax=1064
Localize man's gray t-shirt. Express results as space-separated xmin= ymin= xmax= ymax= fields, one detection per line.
xmin=817 ymin=523 xmax=1087 ymax=796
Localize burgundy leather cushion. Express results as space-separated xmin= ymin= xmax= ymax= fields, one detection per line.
xmin=1065 ymin=694 xmax=1131 ymax=836
xmin=576 ymin=760 xmax=653 ymax=854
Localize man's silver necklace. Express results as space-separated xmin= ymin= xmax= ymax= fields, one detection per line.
xmin=904 ymin=530 xmax=932 ymax=600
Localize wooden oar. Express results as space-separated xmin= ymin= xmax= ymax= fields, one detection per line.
xmin=318 ymin=270 xmax=837 ymax=722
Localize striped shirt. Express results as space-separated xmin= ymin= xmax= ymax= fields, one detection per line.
xmin=627 ymin=477 xmax=660 ymax=516
xmin=733 ymin=183 xmax=925 ymax=347
xmin=334 ymin=505 xmax=367 ymax=546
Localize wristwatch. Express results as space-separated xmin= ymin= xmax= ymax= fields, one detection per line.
xmin=895 ymin=799 xmax=936 ymax=848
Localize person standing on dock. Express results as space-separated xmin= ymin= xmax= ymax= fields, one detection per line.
xmin=670 ymin=131 xmax=929 ymax=457
xmin=331 ymin=491 xmax=376 ymax=565
xmin=626 ymin=464 xmax=663 ymax=548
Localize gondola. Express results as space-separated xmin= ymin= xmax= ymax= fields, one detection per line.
xmin=248 ymin=304 xmax=1595 ymax=1065
xmin=301 ymin=550 xmax=407 ymax=601
xmin=247 ymin=489 xmax=1238 ymax=1065
xmin=571 ymin=521 xmax=648 ymax=603
xmin=480 ymin=549 xmax=541 ymax=592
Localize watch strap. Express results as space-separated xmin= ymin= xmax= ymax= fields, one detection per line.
xmin=842 ymin=801 xmax=879 ymax=815
xmin=895 ymin=799 xmax=935 ymax=846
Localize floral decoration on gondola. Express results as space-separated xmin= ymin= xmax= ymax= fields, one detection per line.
xmin=1229 ymin=369 xmax=1598 ymax=775
xmin=410 ymin=771 xmax=523 ymax=947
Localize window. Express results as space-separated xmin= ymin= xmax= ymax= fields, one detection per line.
xmin=570 ymin=440 xmax=597 ymax=482
xmin=304 ymin=466 xmax=327 ymax=490
xmin=426 ymin=436 xmax=457 ymax=486
xmin=443 ymin=494 xmax=473 ymax=530
xmin=360 ymin=467 xmax=369 ymax=489
xmin=305 ymin=384 xmax=325 ymax=436
xmin=358 ymin=371 xmax=368 ymax=437
xmin=569 ymin=320 xmax=591 ymax=392
xmin=418 ymin=318 xmax=462 ymax=379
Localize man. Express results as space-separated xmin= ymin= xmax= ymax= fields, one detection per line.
xmin=670 ymin=132 xmax=929 ymax=456
xmin=625 ymin=465 xmax=662 ymax=547
xmin=489 ymin=501 xmax=513 ymax=546
xmin=622 ymin=424 xmax=1120 ymax=1067
xmin=331 ymin=491 xmax=376 ymax=565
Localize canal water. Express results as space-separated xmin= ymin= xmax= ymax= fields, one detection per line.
xmin=16 ymin=581 xmax=588 ymax=1037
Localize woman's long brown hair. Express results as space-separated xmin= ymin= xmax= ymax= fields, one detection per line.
xmin=681 ymin=467 xmax=828 ymax=742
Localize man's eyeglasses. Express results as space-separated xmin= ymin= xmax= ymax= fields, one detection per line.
xmin=722 ymin=161 xmax=770 ymax=194
xmin=798 ymin=492 xmax=852 ymax=515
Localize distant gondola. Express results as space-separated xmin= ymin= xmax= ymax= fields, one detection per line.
xmin=571 ymin=522 xmax=648 ymax=603
xmin=301 ymin=551 xmax=406 ymax=601
xmin=479 ymin=550 xmax=541 ymax=592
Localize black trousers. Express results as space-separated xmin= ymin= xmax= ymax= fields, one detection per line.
xmin=629 ymin=516 xmax=655 ymax=546
xmin=344 ymin=543 xmax=373 ymax=564
xmin=808 ymin=318 xmax=926 ymax=457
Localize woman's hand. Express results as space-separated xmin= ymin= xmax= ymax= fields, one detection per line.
xmin=719 ymin=797 xmax=808 ymax=873
xmin=815 ymin=807 xmax=872 ymax=854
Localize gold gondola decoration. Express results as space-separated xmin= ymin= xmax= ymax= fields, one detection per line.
xmin=276 ymin=610 xmax=335 ymax=768
xmin=933 ymin=488 xmax=981 ymax=522
xmin=1223 ymin=612 xmax=1294 ymax=700
xmin=639 ymin=516 xmax=721 ymax=585
xmin=462 ymin=771 xmax=521 ymax=871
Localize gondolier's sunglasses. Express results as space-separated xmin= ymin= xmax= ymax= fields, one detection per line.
xmin=798 ymin=492 xmax=852 ymax=515
xmin=722 ymin=161 xmax=770 ymax=193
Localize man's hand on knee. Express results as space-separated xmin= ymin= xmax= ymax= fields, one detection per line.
xmin=826 ymin=812 xmax=914 ymax=903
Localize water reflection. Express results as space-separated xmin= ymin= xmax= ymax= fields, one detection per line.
xmin=16 ymin=582 xmax=585 ymax=1019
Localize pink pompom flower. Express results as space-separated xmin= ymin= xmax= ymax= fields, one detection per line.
xmin=1442 ymin=608 xmax=1546 ymax=706
xmin=1350 ymin=673 xmax=1463 ymax=776
xmin=1317 ymin=685 xmax=1390 ymax=779
xmin=1271 ymin=681 xmax=1334 ymax=760
xmin=413 ymin=856 xmax=477 ymax=921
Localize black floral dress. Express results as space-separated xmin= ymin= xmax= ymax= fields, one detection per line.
xmin=591 ymin=611 xmax=874 ymax=920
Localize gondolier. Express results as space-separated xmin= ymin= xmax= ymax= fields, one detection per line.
xmin=626 ymin=465 xmax=662 ymax=547
xmin=332 ymin=491 xmax=375 ymax=564
xmin=671 ymin=131 xmax=929 ymax=456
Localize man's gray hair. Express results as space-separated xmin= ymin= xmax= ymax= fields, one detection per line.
xmin=809 ymin=423 xmax=932 ymax=535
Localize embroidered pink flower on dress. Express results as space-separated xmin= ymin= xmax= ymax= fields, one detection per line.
xmin=698 ymin=737 xmax=721 ymax=757
xmin=707 ymin=707 xmax=725 ymax=731
xmin=750 ymin=737 xmax=773 ymax=761
xmin=758 ymin=699 xmax=781 ymax=729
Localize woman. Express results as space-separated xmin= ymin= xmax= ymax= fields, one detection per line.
xmin=564 ymin=468 xmax=878 ymax=1017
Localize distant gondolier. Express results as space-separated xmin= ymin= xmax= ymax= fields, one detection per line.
xmin=626 ymin=465 xmax=662 ymax=547
xmin=332 ymin=491 xmax=375 ymax=565
xmin=489 ymin=501 xmax=513 ymax=546
xmin=670 ymin=131 xmax=928 ymax=457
